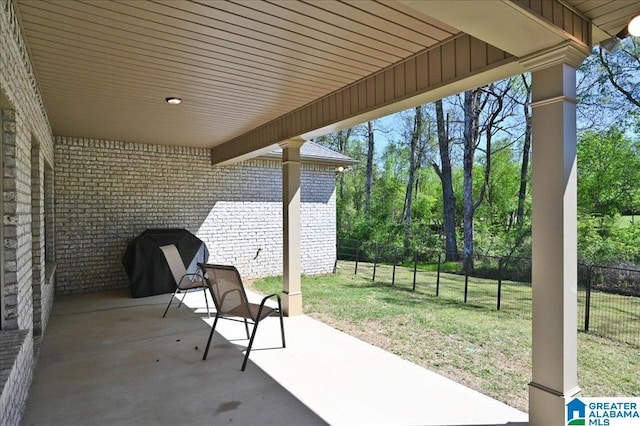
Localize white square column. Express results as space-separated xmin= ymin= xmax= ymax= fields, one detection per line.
xmin=280 ymin=139 xmax=305 ymax=316
xmin=526 ymin=44 xmax=587 ymax=426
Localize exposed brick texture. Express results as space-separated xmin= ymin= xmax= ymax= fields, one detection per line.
xmin=1 ymin=0 xmax=56 ymax=424
xmin=55 ymin=136 xmax=337 ymax=294
xmin=0 ymin=330 xmax=32 ymax=426
xmin=30 ymin=139 xmax=44 ymax=336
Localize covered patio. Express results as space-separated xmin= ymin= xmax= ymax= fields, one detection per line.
xmin=2 ymin=1 xmax=640 ymax=425
xmin=22 ymin=289 xmax=527 ymax=426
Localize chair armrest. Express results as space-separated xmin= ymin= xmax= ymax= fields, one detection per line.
xmin=260 ymin=293 xmax=282 ymax=305
xmin=257 ymin=293 xmax=283 ymax=318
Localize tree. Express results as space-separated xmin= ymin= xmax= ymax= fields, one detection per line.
xmin=319 ymin=76 xmax=530 ymax=262
xmin=516 ymin=74 xmax=531 ymax=227
xmin=402 ymin=106 xmax=425 ymax=252
xmin=460 ymin=80 xmax=514 ymax=268
xmin=473 ymin=138 xmax=523 ymax=256
xmin=370 ymin=142 xmax=410 ymax=245
xmin=597 ymin=38 xmax=640 ymax=109
xmin=317 ymin=128 xmax=355 ymax=199
xmin=365 ymin=121 xmax=375 ymax=212
xmin=433 ymin=99 xmax=459 ymax=260
xmin=461 ymin=89 xmax=482 ymax=269
xmin=577 ymin=129 xmax=640 ymax=217
xmin=578 ymin=37 xmax=640 ymax=131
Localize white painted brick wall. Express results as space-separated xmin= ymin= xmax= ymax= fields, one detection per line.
xmin=0 ymin=330 xmax=32 ymax=426
xmin=1 ymin=0 xmax=56 ymax=424
xmin=55 ymin=136 xmax=338 ymax=292
xmin=301 ymin=166 xmax=337 ymax=275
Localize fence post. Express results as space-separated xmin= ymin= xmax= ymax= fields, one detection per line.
xmin=584 ymin=265 xmax=592 ymax=333
xmin=372 ymin=243 xmax=378 ymax=282
xmin=412 ymin=251 xmax=418 ymax=292
xmin=354 ymin=241 xmax=360 ymax=275
xmin=497 ymin=257 xmax=503 ymax=311
xmin=464 ymin=257 xmax=469 ymax=303
xmin=392 ymin=247 xmax=397 ymax=286
xmin=436 ymin=252 xmax=441 ymax=297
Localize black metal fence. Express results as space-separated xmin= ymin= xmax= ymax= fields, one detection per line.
xmin=337 ymin=239 xmax=640 ymax=347
xmin=578 ymin=264 xmax=640 ymax=346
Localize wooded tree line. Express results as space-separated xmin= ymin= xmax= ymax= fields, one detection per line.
xmin=317 ymin=38 xmax=640 ymax=267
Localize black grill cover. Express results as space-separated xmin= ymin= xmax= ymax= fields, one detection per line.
xmin=122 ymin=229 xmax=209 ymax=298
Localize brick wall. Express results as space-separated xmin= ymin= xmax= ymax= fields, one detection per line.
xmin=1 ymin=0 xmax=56 ymax=424
xmin=0 ymin=330 xmax=32 ymax=426
xmin=30 ymin=140 xmax=44 ymax=336
xmin=55 ymin=136 xmax=337 ymax=294
xmin=301 ymin=164 xmax=337 ymax=275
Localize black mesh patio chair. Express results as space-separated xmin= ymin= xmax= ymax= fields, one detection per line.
xmin=198 ymin=263 xmax=285 ymax=371
xmin=160 ymin=244 xmax=210 ymax=318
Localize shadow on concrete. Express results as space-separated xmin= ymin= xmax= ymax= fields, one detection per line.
xmin=23 ymin=290 xmax=325 ymax=426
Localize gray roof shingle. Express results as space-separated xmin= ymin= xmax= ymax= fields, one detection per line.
xmin=261 ymin=141 xmax=358 ymax=166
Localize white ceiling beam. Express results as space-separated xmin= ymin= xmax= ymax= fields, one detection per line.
xmin=400 ymin=0 xmax=587 ymax=58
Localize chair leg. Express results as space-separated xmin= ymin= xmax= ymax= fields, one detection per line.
xmin=162 ymin=290 xmax=178 ymax=318
xmin=279 ymin=306 xmax=286 ymax=349
xmin=177 ymin=289 xmax=187 ymax=308
xmin=202 ymin=313 xmax=220 ymax=361
xmin=241 ymin=319 xmax=261 ymax=371
xmin=243 ymin=319 xmax=250 ymax=339
xmin=203 ymin=287 xmax=210 ymax=318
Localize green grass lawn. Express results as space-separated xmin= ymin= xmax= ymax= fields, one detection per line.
xmin=250 ymin=262 xmax=640 ymax=412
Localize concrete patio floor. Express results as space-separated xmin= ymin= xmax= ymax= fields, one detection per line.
xmin=23 ymin=289 xmax=528 ymax=426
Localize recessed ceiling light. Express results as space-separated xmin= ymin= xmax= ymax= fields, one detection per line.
xmin=165 ymin=97 xmax=182 ymax=105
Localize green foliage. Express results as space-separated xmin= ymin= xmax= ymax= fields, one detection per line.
xmin=577 ymin=129 xmax=640 ymax=217
xmin=327 ymin=115 xmax=532 ymax=260
xmin=578 ymin=215 xmax=640 ymax=264
xmin=473 ymin=139 xmax=528 ymax=256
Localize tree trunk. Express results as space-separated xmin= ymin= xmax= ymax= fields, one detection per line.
xmin=434 ymin=100 xmax=459 ymax=261
xmin=365 ymin=121 xmax=375 ymax=212
xmin=462 ymin=90 xmax=481 ymax=271
xmin=516 ymin=75 xmax=531 ymax=226
xmin=403 ymin=106 xmax=424 ymax=253
xmin=336 ymin=129 xmax=352 ymax=200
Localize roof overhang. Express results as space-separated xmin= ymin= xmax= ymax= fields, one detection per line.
xmin=208 ymin=0 xmax=599 ymax=165
xmin=10 ymin=0 xmax=640 ymax=165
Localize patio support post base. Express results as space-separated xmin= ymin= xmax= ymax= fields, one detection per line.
xmin=281 ymin=138 xmax=305 ymax=317
xmin=282 ymin=291 xmax=303 ymax=317
xmin=529 ymin=383 xmax=581 ymax=426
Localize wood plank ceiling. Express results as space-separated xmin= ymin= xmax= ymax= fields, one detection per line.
xmin=14 ymin=0 xmax=457 ymax=147
xmin=14 ymin=0 xmax=640 ymax=149
xmin=564 ymin=0 xmax=640 ymax=40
